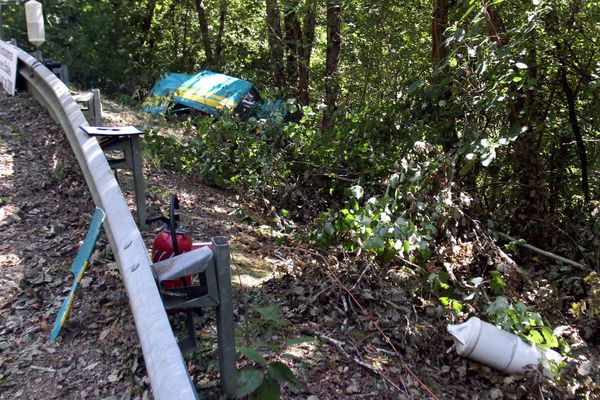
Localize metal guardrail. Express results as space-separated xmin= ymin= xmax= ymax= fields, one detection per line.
xmin=12 ymin=44 xmax=198 ymax=399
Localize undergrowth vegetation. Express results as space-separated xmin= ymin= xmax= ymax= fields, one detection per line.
xmin=143 ymin=88 xmax=599 ymax=395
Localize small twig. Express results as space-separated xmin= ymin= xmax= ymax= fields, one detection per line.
xmin=350 ymin=262 xmax=371 ymax=290
xmin=497 ymin=232 xmax=589 ymax=271
xmin=341 ymin=295 xmax=348 ymax=332
xmin=495 ymin=246 xmax=533 ymax=286
xmin=341 ymin=295 xmax=348 ymax=313
xmin=231 ymin=253 xmax=252 ymax=343
xmin=354 ymin=393 xmax=379 ymax=398
xmin=312 ymin=284 xmax=334 ymax=301
xmin=382 ymin=299 xmax=408 ymax=313
xmin=341 ymin=317 xmax=348 ymax=333
xmin=30 ymin=365 xmax=56 ymax=373
xmin=376 ymin=347 xmax=397 ymax=357
xmin=231 ymin=253 xmax=246 ymax=294
xmin=394 ymin=255 xmax=421 ymax=270
xmin=455 ymin=209 xmax=532 ymax=284
xmin=412 ymin=305 xmax=419 ymax=326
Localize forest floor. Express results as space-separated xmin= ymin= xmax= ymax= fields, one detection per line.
xmin=1 ymin=91 xmax=598 ymax=400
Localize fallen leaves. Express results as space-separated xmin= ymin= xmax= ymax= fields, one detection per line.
xmin=0 ymin=92 xmax=149 ymax=399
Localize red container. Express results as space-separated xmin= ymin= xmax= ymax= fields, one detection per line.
xmin=152 ymin=231 xmax=213 ymax=314
xmin=152 ymin=227 xmax=193 ymax=288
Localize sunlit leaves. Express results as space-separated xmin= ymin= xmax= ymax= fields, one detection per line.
xmin=489 ymin=270 xmax=506 ymax=294
xmin=515 ymin=62 xmax=528 ymax=69
xmin=350 ymin=185 xmax=364 ymax=200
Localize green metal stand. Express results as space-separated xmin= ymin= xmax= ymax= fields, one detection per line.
xmin=151 ymin=237 xmax=237 ymax=398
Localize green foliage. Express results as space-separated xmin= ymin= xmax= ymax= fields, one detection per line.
xmin=235 ymin=306 xmax=300 ymax=399
xmin=144 ymin=109 xmax=302 ymax=191
xmin=489 ymin=270 xmax=506 ymax=295
xmin=250 ymin=305 xmax=287 ymax=337
xmin=486 ymin=296 xmax=565 ymax=352
xmin=311 ymin=149 xmax=448 ymax=263
xmin=235 ymin=349 xmax=299 ymax=400
xmin=146 ymin=103 xmax=416 ymax=216
xmin=7 ymin=0 xmax=592 ymax=234
xmin=428 ymin=271 xmax=464 ymax=313
xmin=236 ymin=366 xmax=265 ymax=398
xmin=0 ymin=376 xmax=11 ymax=387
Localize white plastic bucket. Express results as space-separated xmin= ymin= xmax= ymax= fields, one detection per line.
xmin=25 ymin=1 xmax=45 ymax=47
xmin=448 ymin=317 xmax=561 ymax=376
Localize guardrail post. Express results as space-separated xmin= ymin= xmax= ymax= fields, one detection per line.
xmin=129 ymin=134 xmax=147 ymax=228
xmin=84 ymin=88 xmax=147 ymax=229
xmin=91 ymin=88 xmax=102 ymax=126
xmin=212 ymin=236 xmax=237 ymax=398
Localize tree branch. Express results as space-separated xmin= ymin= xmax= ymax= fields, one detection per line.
xmin=496 ymin=232 xmax=589 ymax=271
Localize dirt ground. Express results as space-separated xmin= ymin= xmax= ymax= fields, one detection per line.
xmin=1 ymin=91 xmax=598 ymax=400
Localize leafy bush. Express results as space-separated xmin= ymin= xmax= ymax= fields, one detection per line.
xmin=144 ymin=109 xmax=303 ymax=190
xmin=486 ymin=296 xmax=566 ymax=353
xmin=311 ymin=144 xmax=454 ymax=264
xmin=235 ymin=305 xmax=302 ymax=399
xmin=235 ymin=347 xmax=299 ymax=400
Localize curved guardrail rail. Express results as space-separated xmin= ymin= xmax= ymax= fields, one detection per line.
xmin=13 ymin=45 xmax=198 ymax=399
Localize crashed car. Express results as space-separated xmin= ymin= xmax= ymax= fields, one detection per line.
xmin=142 ymin=70 xmax=286 ymax=120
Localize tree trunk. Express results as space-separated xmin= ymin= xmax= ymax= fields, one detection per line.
xmin=171 ymin=1 xmax=180 ymax=61
xmin=559 ymin=62 xmax=590 ymax=203
xmin=484 ymin=6 xmax=507 ymax=46
xmin=555 ymin=0 xmax=590 ymax=204
xmin=141 ymin=0 xmax=157 ymax=45
xmin=547 ymin=114 xmax=571 ymax=214
xmin=265 ymin=0 xmax=285 ymax=88
xmin=431 ymin=0 xmax=449 ymax=64
xmin=322 ymin=0 xmax=342 ymax=132
xmin=284 ymin=0 xmax=302 ymax=93
xmin=194 ymin=0 xmax=213 ymax=63
xmin=297 ymin=0 xmax=317 ymax=106
xmin=183 ymin=4 xmax=190 ymax=67
xmin=215 ymin=0 xmax=227 ymax=57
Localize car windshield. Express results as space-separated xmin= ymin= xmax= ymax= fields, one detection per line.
xmin=234 ymin=87 xmax=263 ymax=120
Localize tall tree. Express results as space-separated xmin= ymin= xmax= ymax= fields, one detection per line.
xmin=485 ymin=4 xmax=547 ymax=217
xmin=555 ymin=0 xmax=590 ymax=204
xmin=297 ymin=0 xmax=317 ymax=106
xmin=194 ymin=0 xmax=214 ymax=63
xmin=431 ymin=0 xmax=449 ymax=64
xmin=140 ymin=0 xmax=157 ymax=45
xmin=283 ymin=0 xmax=302 ymax=92
xmin=322 ymin=0 xmax=342 ymax=132
xmin=215 ymin=0 xmax=228 ymax=58
xmin=266 ymin=0 xmax=285 ymax=88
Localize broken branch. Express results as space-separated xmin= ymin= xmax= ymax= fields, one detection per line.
xmin=497 ymin=232 xmax=588 ymax=271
